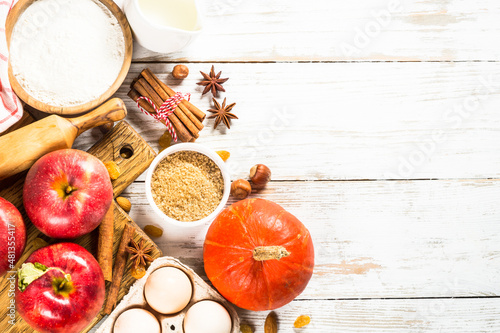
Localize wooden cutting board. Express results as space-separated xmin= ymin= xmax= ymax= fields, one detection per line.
xmin=0 ymin=119 xmax=161 ymax=333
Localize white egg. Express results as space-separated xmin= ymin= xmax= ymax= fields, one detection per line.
xmin=113 ymin=308 xmax=160 ymax=333
xmin=184 ymin=300 xmax=232 ymax=333
xmin=144 ymin=266 xmax=193 ymax=314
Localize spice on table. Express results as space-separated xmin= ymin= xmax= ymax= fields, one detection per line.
xmin=128 ymin=68 xmax=205 ymax=142
xmin=264 ymin=312 xmax=278 ymax=333
xmin=239 ymin=323 xmax=253 ymax=333
xmin=104 ymin=223 xmax=135 ymax=314
xmin=216 ymin=150 xmax=230 ymax=161
xmin=144 ymin=225 xmax=164 ymax=238
xmin=231 ymin=179 xmax=251 ymax=200
xmin=294 ymin=315 xmax=311 ymax=328
xmin=116 ymin=197 xmax=131 ymax=212
xmin=172 ymin=64 xmax=189 ymax=79
xmin=249 ymin=164 xmax=271 ymax=189
xmin=197 ymin=65 xmax=229 ymax=96
xmin=126 ymin=238 xmax=154 ymax=269
xmin=130 ymin=265 xmax=147 ymax=280
xmin=97 ymin=204 xmax=114 ymax=281
xmin=104 ymin=161 xmax=121 ymax=180
xmin=158 ymin=130 xmax=172 ymax=151
xmin=208 ymin=97 xmax=237 ymax=129
xmin=151 ymin=151 xmax=224 ymax=222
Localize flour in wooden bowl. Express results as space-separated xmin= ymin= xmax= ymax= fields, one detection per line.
xmin=9 ymin=0 xmax=125 ymax=107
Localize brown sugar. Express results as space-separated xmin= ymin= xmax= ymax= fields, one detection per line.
xmin=151 ymin=151 xmax=224 ymax=222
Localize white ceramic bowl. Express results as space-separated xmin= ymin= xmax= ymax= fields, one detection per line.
xmin=145 ymin=143 xmax=230 ymax=228
xmin=124 ymin=0 xmax=202 ymax=53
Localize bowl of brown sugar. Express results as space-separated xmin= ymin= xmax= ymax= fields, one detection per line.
xmin=145 ymin=143 xmax=230 ymax=227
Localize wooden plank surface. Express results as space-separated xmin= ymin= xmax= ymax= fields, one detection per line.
xmin=121 ymin=179 xmax=500 ymax=300
xmin=74 ymin=62 xmax=500 ymax=180
xmin=131 ymin=0 xmax=500 ymax=62
xmin=237 ymin=298 xmax=500 ymax=333
xmin=29 ymin=1 xmax=500 ymax=331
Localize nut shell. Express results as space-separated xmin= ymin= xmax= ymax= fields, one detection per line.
xmin=231 ymin=179 xmax=251 ymax=200
xmin=249 ymin=164 xmax=271 ymax=189
xmin=116 ymin=197 xmax=131 ymax=212
xmin=172 ymin=65 xmax=189 ymax=79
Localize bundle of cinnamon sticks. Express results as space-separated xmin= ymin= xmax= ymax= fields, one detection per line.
xmin=128 ymin=68 xmax=205 ymax=142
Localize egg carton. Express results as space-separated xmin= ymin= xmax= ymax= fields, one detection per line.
xmin=96 ymin=256 xmax=240 ymax=333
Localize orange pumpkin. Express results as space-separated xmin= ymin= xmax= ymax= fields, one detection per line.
xmin=203 ymin=198 xmax=314 ymax=311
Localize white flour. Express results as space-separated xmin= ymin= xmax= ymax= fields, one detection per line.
xmin=10 ymin=0 xmax=125 ymax=107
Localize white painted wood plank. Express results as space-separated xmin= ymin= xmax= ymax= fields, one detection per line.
xmin=131 ymin=0 xmax=500 ymax=62
xmin=73 ymin=62 xmax=500 ymax=180
xmin=237 ymin=298 xmax=500 ymax=333
xmin=119 ymin=179 xmax=500 ymax=299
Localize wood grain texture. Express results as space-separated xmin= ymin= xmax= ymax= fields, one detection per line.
xmin=0 ymin=98 xmax=127 ymax=180
xmin=120 ymin=179 xmax=500 ymax=299
xmin=5 ymin=0 xmax=133 ymax=114
xmin=237 ymin=298 xmax=500 ymax=333
xmin=0 ymin=122 xmax=161 ymax=333
xmin=131 ymin=0 xmax=500 ymax=62
xmin=73 ymin=62 xmax=500 ymax=181
xmin=87 ymin=120 xmax=156 ymax=197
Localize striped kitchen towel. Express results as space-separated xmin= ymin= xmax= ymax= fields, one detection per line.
xmin=0 ymin=0 xmax=23 ymax=133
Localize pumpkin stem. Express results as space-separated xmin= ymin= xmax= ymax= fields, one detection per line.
xmin=253 ymin=246 xmax=290 ymax=261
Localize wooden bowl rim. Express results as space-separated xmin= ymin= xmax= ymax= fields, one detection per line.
xmin=5 ymin=0 xmax=133 ymax=115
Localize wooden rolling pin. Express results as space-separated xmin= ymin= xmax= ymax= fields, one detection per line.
xmin=0 ymin=98 xmax=127 ymax=180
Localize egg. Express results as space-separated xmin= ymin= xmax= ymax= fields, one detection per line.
xmin=184 ymin=300 xmax=232 ymax=333
xmin=113 ymin=308 xmax=160 ymax=333
xmin=144 ymin=266 xmax=193 ymax=314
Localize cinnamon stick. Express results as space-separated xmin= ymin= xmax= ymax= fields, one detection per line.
xmin=127 ymin=89 xmax=155 ymax=114
xmin=97 ymin=204 xmax=114 ymax=282
xmin=142 ymin=68 xmax=204 ymax=130
xmin=103 ymin=223 xmax=135 ymax=315
xmin=158 ymin=77 xmax=206 ymax=122
xmin=140 ymin=69 xmax=200 ymax=138
xmin=134 ymin=79 xmax=193 ymax=142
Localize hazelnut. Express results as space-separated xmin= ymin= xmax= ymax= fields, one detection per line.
xmin=249 ymin=164 xmax=271 ymax=189
xmin=172 ymin=65 xmax=189 ymax=79
xmin=231 ymin=179 xmax=252 ymax=200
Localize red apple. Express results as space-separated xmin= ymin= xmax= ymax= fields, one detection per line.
xmin=23 ymin=149 xmax=113 ymax=238
xmin=0 ymin=197 xmax=26 ymax=276
xmin=16 ymin=242 xmax=105 ymax=333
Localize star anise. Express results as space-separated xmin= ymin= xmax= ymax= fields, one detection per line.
xmin=197 ymin=65 xmax=229 ymax=96
xmin=126 ymin=238 xmax=154 ymax=268
xmin=207 ymin=98 xmax=237 ymax=129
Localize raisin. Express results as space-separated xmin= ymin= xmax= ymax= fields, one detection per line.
xmin=216 ymin=150 xmax=230 ymax=162
xmin=104 ymin=161 xmax=121 ymax=180
xmin=130 ymin=265 xmax=146 ymax=279
xmin=159 ymin=131 xmax=172 ymax=151
xmin=144 ymin=225 xmax=163 ymax=238
xmin=240 ymin=324 xmax=253 ymax=333
xmin=294 ymin=315 xmax=311 ymax=328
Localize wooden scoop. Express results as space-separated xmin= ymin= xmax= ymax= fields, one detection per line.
xmin=0 ymin=98 xmax=127 ymax=180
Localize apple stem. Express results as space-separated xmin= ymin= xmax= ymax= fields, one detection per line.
xmin=65 ymin=186 xmax=75 ymax=195
xmin=18 ymin=263 xmax=71 ymax=293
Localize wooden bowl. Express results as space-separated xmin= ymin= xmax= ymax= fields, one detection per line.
xmin=5 ymin=0 xmax=133 ymax=115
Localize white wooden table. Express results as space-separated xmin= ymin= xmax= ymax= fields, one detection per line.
xmin=81 ymin=1 xmax=500 ymax=332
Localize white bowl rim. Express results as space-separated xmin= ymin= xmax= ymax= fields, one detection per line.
xmin=145 ymin=143 xmax=231 ymax=228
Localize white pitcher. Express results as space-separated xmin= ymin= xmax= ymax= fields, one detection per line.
xmin=124 ymin=0 xmax=202 ymax=53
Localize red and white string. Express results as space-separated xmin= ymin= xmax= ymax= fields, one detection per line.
xmin=136 ymin=92 xmax=190 ymax=142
